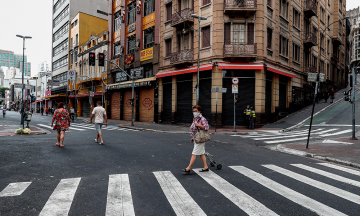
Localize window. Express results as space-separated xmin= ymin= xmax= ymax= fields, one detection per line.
xmin=320 ymin=7 xmax=325 ymax=23
xmin=127 ymin=35 xmax=136 ymax=54
xmin=338 ymin=20 xmax=342 ymax=32
xmin=224 ymin=23 xmax=231 ymax=44
xmin=114 ymin=11 xmax=121 ymax=32
xmin=293 ymin=9 xmax=300 ymax=28
xmin=339 ymin=0 xmax=342 ymax=11
xmin=144 ymin=0 xmax=155 ymax=17
xmin=203 ymin=0 xmax=211 ymax=5
xmin=279 ymin=35 xmax=288 ymax=56
xmin=52 ymin=55 xmax=68 ymax=71
xmin=53 ymin=0 xmax=66 ymax=13
xmin=312 ymin=55 xmax=317 ymax=68
xmin=114 ymin=42 xmax=121 ymax=57
xmin=320 ymin=60 xmax=324 ymax=73
xmin=71 ymin=38 xmax=73 ymax=49
xmin=127 ymin=2 xmax=136 ymax=25
xmin=280 ymin=0 xmax=289 ymax=19
xmin=327 ymin=39 xmax=330 ymax=54
xmin=327 ymin=64 xmax=330 ymax=78
xmin=320 ymin=33 xmax=324 ymax=48
xmin=233 ymin=23 xmax=245 ymax=43
xmin=53 ymin=22 xmax=69 ymax=42
xmin=71 ymin=53 xmax=73 ymax=64
xmin=202 ymin=26 xmax=210 ymax=48
xmin=166 ymin=3 xmax=172 ymax=21
xmin=76 ymin=34 xmax=78 ymax=46
xmin=53 ymin=39 xmax=69 ymax=57
xmin=53 ymin=5 xmax=69 ymax=27
xmin=293 ymin=43 xmax=300 ymax=62
xmin=355 ymin=19 xmax=357 ymax=25
xmin=165 ymin=38 xmax=172 ymax=57
xmin=144 ymin=26 xmax=155 ymax=49
xmin=328 ymin=15 xmax=330 ymax=29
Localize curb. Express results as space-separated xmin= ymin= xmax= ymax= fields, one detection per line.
xmin=266 ymin=144 xmax=360 ymax=169
xmin=279 ymin=88 xmax=359 ymax=133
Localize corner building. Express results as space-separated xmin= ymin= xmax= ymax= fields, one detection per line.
xmin=107 ymin=0 xmax=159 ymax=122
xmin=157 ymin=0 xmax=347 ymax=127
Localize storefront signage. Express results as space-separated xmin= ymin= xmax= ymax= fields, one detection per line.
xmin=108 ymin=81 xmax=151 ymax=90
xmin=140 ymin=47 xmax=153 ymax=61
xmin=45 ymin=91 xmax=51 ymax=97
xmin=128 ymin=23 xmax=136 ymax=33
xmin=124 ymin=54 xmax=134 ymax=65
xmin=111 ymin=59 xmax=120 ymax=69
xmin=130 ymin=67 xmax=144 ymax=79
xmin=307 ymin=73 xmax=324 ymax=82
xmin=115 ymin=71 xmax=128 ymax=82
xmin=143 ymin=12 xmax=155 ymax=30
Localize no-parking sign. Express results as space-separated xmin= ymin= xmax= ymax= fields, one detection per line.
xmin=68 ymin=70 xmax=76 ymax=81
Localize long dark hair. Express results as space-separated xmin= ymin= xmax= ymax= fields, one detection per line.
xmin=57 ymin=102 xmax=64 ymax=109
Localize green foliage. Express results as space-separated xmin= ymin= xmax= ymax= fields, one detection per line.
xmin=0 ymin=87 xmax=9 ymax=98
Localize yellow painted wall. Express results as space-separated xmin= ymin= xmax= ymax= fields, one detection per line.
xmin=78 ymin=13 xmax=108 ymax=46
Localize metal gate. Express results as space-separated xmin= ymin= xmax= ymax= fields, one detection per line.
xmin=81 ymin=99 xmax=90 ymax=117
xmin=279 ymin=75 xmax=287 ymax=113
xmin=176 ymin=73 xmax=193 ymax=124
xmin=265 ymin=71 xmax=273 ymax=123
xmin=199 ymin=71 xmax=212 ymax=121
xmin=222 ymin=70 xmax=255 ymax=126
xmin=162 ymin=77 xmax=172 ymax=123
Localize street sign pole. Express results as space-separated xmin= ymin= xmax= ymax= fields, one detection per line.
xmin=215 ymin=91 xmax=218 ymax=132
xmin=233 ymin=94 xmax=236 ymax=132
xmin=306 ymin=78 xmax=319 ymax=149
xmin=350 ymin=67 xmax=358 ymax=140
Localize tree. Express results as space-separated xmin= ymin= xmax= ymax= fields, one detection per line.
xmin=0 ymin=87 xmax=9 ymax=98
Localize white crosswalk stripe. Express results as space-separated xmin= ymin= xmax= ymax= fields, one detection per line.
xmin=154 ymin=171 xmax=207 ymax=216
xmin=37 ymin=123 xmax=139 ymax=132
xmin=0 ymin=182 xmax=31 ymax=197
xmin=4 ymin=163 xmax=360 ymax=215
xmin=230 ymin=166 xmax=347 ymax=216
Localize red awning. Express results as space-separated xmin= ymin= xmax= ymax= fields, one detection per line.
xmin=218 ymin=62 xmax=264 ymax=70
xmin=68 ymin=92 xmax=105 ymax=98
xmin=156 ymin=63 xmax=213 ymax=78
xmin=266 ymin=65 xmax=297 ymax=78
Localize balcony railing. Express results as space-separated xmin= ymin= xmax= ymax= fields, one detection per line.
xmin=170 ymin=49 xmax=194 ymax=64
xmin=224 ymin=0 xmax=257 ymax=9
xmin=224 ymin=42 xmax=257 ymax=56
xmin=304 ymin=65 xmax=317 ymax=73
xmin=304 ymin=32 xmax=317 ymax=46
xmin=304 ymin=0 xmax=317 ymax=18
xmin=171 ymin=8 xmax=194 ymax=27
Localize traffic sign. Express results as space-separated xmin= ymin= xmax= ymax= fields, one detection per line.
xmin=211 ymin=87 xmax=227 ymax=93
xmin=90 ymin=91 xmax=94 ymax=97
xmin=232 ymin=77 xmax=239 ymax=85
xmin=68 ymin=70 xmax=76 ymax=81
xmin=319 ymin=73 xmax=325 ymax=82
xmin=232 ymin=85 xmax=238 ymax=93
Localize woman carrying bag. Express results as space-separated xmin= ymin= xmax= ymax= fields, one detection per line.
xmin=183 ymin=105 xmax=210 ymax=173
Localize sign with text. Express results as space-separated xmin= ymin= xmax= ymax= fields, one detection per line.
xmin=14 ymin=83 xmax=23 ymax=88
xmin=140 ymin=47 xmax=153 ymax=61
xmin=130 ymin=67 xmax=144 ymax=79
xmin=90 ymin=91 xmax=94 ymax=97
xmin=115 ymin=71 xmax=127 ymax=82
xmin=307 ymin=73 xmax=318 ymax=82
xmin=211 ymin=87 xmax=227 ymax=93
xmin=143 ymin=12 xmax=155 ymax=30
xmin=319 ymin=73 xmax=325 ymax=82
xmin=232 ymin=85 xmax=238 ymax=94
xmin=52 ymin=80 xmax=60 ymax=86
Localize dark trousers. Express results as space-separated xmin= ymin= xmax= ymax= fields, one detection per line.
xmin=250 ymin=118 xmax=255 ymax=129
xmin=246 ymin=116 xmax=250 ymax=128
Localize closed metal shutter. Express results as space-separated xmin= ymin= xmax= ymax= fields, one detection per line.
xmin=162 ymin=77 xmax=172 ymax=123
xmin=279 ymin=75 xmax=287 ymax=113
xmin=265 ymin=71 xmax=273 ymax=123
xmin=111 ymin=92 xmax=121 ymax=120
xmin=199 ymin=71 xmax=212 ymax=121
xmin=176 ymin=73 xmax=193 ymax=124
xmin=222 ymin=70 xmax=255 ymax=126
xmin=81 ymin=99 xmax=90 ymax=117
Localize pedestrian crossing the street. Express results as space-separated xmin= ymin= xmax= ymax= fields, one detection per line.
xmin=1 ymin=162 xmax=360 ymax=215
xmin=231 ymin=128 xmax=353 ymax=144
xmin=37 ymin=123 xmax=138 ymax=132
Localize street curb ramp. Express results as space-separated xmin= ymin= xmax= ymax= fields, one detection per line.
xmin=266 ymin=144 xmax=360 ymax=169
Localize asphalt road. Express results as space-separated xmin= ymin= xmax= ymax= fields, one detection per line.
xmin=1 ymin=111 xmax=360 ymax=215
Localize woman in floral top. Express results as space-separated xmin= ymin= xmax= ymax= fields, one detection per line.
xmin=183 ymin=105 xmax=209 ymax=173
xmin=51 ymin=102 xmax=70 ymax=148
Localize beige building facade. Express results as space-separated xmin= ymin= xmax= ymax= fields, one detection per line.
xmin=157 ymin=0 xmax=347 ymax=127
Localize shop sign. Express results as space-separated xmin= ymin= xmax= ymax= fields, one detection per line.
xmin=124 ymin=54 xmax=134 ymax=65
xmin=140 ymin=47 xmax=153 ymax=61
xmin=108 ymin=81 xmax=151 ymax=90
xmin=115 ymin=71 xmax=128 ymax=82
xmin=45 ymin=91 xmax=51 ymax=97
xmin=130 ymin=67 xmax=144 ymax=79
xmin=111 ymin=58 xmax=120 ymax=69
xmin=128 ymin=23 xmax=136 ymax=34
xmin=143 ymin=12 xmax=155 ymax=30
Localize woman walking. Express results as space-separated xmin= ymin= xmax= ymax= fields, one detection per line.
xmin=51 ymin=102 xmax=70 ymax=148
xmin=183 ymin=105 xmax=210 ymax=173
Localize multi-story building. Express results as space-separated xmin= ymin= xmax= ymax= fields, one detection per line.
xmin=0 ymin=49 xmax=31 ymax=76
xmin=151 ymin=0 xmax=347 ymax=127
xmin=68 ymin=12 xmax=108 ymax=117
xmin=50 ymin=0 xmax=108 ymax=105
xmin=347 ymin=7 xmax=360 ymax=70
xmin=106 ymin=0 xmax=160 ymax=122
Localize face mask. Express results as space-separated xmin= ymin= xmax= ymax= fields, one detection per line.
xmin=193 ymin=112 xmax=200 ymax=118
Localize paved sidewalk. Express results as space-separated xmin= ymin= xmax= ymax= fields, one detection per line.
xmin=0 ymin=125 xmax=47 ymax=136
xmin=264 ymin=86 xmax=354 ymax=130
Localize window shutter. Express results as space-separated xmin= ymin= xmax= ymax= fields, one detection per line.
xmin=247 ymin=23 xmax=254 ymax=44
xmin=224 ymin=23 xmax=230 ymax=45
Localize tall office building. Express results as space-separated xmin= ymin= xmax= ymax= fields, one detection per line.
xmin=0 ymin=49 xmax=31 ymax=76
xmin=38 ymin=61 xmax=50 ymax=72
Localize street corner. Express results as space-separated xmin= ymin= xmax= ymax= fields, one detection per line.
xmin=0 ymin=125 xmax=48 ymax=136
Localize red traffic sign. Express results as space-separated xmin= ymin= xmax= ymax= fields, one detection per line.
xmin=232 ymin=77 xmax=239 ymax=84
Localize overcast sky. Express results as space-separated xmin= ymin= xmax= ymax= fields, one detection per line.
xmin=347 ymin=1 xmax=359 ymax=11
xmin=0 ymin=0 xmax=52 ymax=77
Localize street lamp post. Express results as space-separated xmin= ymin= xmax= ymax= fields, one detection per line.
xmin=191 ymin=14 xmax=207 ymax=105
xmin=16 ymin=35 xmax=31 ymax=129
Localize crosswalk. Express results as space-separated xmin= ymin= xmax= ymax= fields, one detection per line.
xmin=232 ymin=128 xmax=353 ymax=144
xmin=1 ymin=162 xmax=360 ymax=215
xmin=37 ymin=123 xmax=138 ymax=132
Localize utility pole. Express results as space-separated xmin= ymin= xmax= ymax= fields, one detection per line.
xmin=350 ymin=67 xmax=357 ymax=140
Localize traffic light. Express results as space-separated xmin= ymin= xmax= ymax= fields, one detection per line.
xmin=98 ymin=53 xmax=105 ymax=66
xmin=129 ymin=98 xmax=134 ymax=106
xmin=89 ymin=52 xmax=95 ymax=66
xmin=235 ymin=95 xmax=240 ymax=104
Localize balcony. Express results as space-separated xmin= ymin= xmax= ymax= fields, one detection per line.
xmin=304 ymin=0 xmax=317 ymax=18
xmin=170 ymin=49 xmax=194 ymax=64
xmin=304 ymin=66 xmax=317 ymax=73
xmin=171 ymin=8 xmax=194 ymax=28
xmin=224 ymin=42 xmax=257 ymax=57
xmin=224 ymin=0 xmax=257 ymax=14
xmin=332 ymin=32 xmax=343 ymax=46
xmin=304 ymin=32 xmax=317 ymax=47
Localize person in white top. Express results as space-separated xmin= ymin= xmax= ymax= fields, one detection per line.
xmin=90 ymin=101 xmax=108 ymax=145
